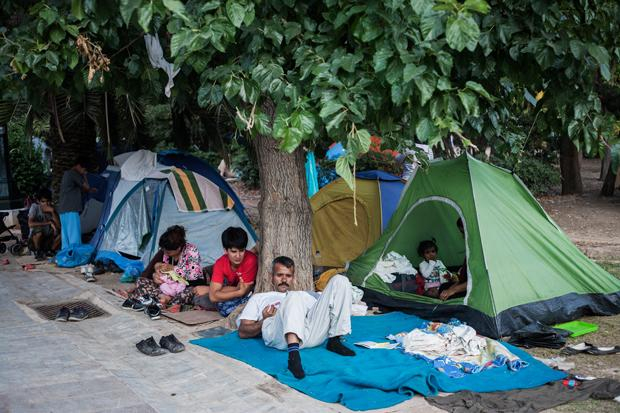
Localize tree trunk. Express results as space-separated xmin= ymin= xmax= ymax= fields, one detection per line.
xmin=559 ymin=135 xmax=583 ymax=195
xmin=253 ymin=103 xmax=313 ymax=292
xmin=600 ymin=164 xmax=616 ymax=196
xmin=48 ymin=96 xmax=97 ymax=203
xmin=599 ymin=146 xmax=611 ymax=181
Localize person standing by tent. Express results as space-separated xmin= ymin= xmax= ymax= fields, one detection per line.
xmin=238 ymin=256 xmax=356 ymax=379
xmin=193 ymin=227 xmax=257 ymax=316
xmin=57 ymin=157 xmax=95 ymax=249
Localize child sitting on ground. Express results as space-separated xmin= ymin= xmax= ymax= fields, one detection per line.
xmin=417 ymin=239 xmax=452 ymax=298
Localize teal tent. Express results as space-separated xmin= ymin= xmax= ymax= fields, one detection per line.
xmin=347 ymin=155 xmax=620 ymax=338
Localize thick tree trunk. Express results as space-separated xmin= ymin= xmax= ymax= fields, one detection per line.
xmin=48 ymin=96 xmax=97 ymax=203
xmin=559 ymin=135 xmax=583 ymax=195
xmin=253 ymin=104 xmax=313 ymax=292
xmin=600 ymin=165 xmax=617 ymax=196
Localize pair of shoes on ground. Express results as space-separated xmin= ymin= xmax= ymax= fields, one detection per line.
xmin=80 ymin=265 xmax=97 ymax=282
xmin=136 ymin=334 xmax=185 ymax=356
xmin=55 ymin=306 xmax=88 ymax=322
xmin=122 ymin=295 xmax=161 ymax=320
xmin=560 ymin=342 xmax=620 ymax=356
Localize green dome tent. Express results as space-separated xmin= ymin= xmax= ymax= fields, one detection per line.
xmin=347 ymin=154 xmax=620 ymax=338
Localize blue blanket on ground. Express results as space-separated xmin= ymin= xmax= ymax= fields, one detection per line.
xmin=190 ymin=312 xmax=565 ymax=411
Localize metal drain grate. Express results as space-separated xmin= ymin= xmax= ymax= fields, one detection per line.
xmin=31 ymin=300 xmax=108 ymax=321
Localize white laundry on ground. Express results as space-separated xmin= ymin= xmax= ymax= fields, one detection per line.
xmin=371 ymin=251 xmax=417 ymax=283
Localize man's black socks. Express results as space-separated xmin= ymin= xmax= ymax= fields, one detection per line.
xmin=327 ymin=336 xmax=356 ymax=356
xmin=287 ymin=343 xmax=305 ymax=379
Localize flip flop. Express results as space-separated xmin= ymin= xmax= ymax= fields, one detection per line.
xmin=0 ymin=258 xmax=9 ymax=265
xmin=585 ymin=346 xmax=620 ymax=355
xmin=22 ymin=264 xmax=36 ymax=271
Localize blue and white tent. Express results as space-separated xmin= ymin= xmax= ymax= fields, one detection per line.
xmin=88 ymin=150 xmax=257 ymax=268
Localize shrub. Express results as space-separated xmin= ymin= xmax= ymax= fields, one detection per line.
xmin=491 ymin=156 xmax=560 ymax=195
xmin=8 ymin=117 xmax=48 ymax=198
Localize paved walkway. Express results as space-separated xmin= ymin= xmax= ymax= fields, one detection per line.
xmin=0 ymin=263 xmax=440 ymax=413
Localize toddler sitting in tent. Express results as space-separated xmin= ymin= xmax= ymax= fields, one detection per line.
xmin=418 ymin=240 xmax=454 ymax=298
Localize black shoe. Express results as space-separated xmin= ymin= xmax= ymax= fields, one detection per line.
xmin=55 ymin=306 xmax=70 ymax=322
xmin=107 ymin=262 xmax=123 ymax=273
xmin=34 ymin=251 xmax=46 ymax=261
xmin=92 ymin=264 xmax=106 ymax=275
xmin=159 ymin=334 xmax=185 ymax=353
xmin=136 ymin=336 xmax=167 ymax=356
xmin=122 ymin=298 xmax=136 ymax=309
xmin=132 ymin=296 xmax=153 ymax=311
xmin=327 ymin=336 xmax=356 ymax=356
xmin=145 ymin=304 xmax=161 ymax=320
xmin=68 ymin=306 xmax=89 ymax=321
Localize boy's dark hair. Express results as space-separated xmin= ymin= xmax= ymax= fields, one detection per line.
xmin=221 ymin=227 xmax=248 ymax=250
xmin=159 ymin=225 xmax=186 ymax=250
xmin=272 ymin=256 xmax=295 ymax=273
xmin=417 ymin=239 xmax=438 ymax=257
xmin=36 ymin=188 xmax=52 ymax=201
xmin=456 ymin=218 xmax=464 ymax=230
xmin=75 ymin=156 xmax=90 ymax=169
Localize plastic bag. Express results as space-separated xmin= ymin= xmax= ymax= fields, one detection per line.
xmin=55 ymin=244 xmax=95 ymax=268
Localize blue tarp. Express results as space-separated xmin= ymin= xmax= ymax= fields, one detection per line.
xmin=190 ymin=312 xmax=565 ymax=411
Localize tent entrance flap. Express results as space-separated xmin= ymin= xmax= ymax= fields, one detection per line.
xmin=381 ymin=198 xmax=466 ymax=268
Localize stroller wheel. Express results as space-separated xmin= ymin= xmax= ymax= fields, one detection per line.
xmin=0 ymin=243 xmax=6 ymax=254
xmin=10 ymin=243 xmax=24 ymax=256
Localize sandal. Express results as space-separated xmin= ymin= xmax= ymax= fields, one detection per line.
xmin=560 ymin=342 xmax=593 ymax=355
xmin=585 ymin=346 xmax=620 ymax=355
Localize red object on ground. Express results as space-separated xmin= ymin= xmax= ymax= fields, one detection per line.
xmin=22 ymin=263 xmax=35 ymax=270
xmin=1 ymin=258 xmax=9 ymax=265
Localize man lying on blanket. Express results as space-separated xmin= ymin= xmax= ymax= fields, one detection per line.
xmin=237 ymin=256 xmax=356 ymax=379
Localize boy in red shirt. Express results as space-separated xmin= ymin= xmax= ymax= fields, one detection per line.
xmin=194 ymin=227 xmax=257 ymax=316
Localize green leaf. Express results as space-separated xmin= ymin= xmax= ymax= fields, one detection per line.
xmin=569 ymin=40 xmax=585 ymax=59
xmin=463 ymin=0 xmax=490 ymax=14
xmin=325 ymin=110 xmax=347 ymax=133
xmin=436 ymin=52 xmax=453 ymax=76
xmin=437 ymin=77 xmax=452 ymax=91
xmin=226 ymin=0 xmax=245 ymax=28
xmin=414 ymin=75 xmax=435 ymax=106
xmin=49 ymin=28 xmax=65 ymax=44
xmin=223 ymin=77 xmax=241 ymax=100
xmin=45 ymin=51 xmax=59 ymax=66
xmin=254 ymin=112 xmax=272 ymax=135
xmin=416 ymin=118 xmax=439 ymax=142
xmin=340 ymin=53 xmax=362 ymax=72
xmin=120 ymin=0 xmax=141 ymax=26
xmin=170 ymin=30 xmax=191 ymax=57
xmin=458 ymin=90 xmax=479 ymax=116
xmin=336 ymin=156 xmax=354 ymax=189
xmin=137 ymin=2 xmax=154 ymax=32
xmin=264 ymin=23 xmax=284 ymax=45
xmin=64 ymin=24 xmax=79 ymax=37
xmin=163 ymin=0 xmax=189 ymax=21
xmin=446 ymin=14 xmax=480 ymax=52
xmin=587 ymin=44 xmax=610 ymax=67
xmin=391 ymin=83 xmax=403 ymax=105
xmin=403 ymin=63 xmax=426 ymax=82
xmin=465 ymin=81 xmax=494 ymax=101
xmin=385 ymin=60 xmax=402 ymax=85
xmin=420 ymin=10 xmax=444 ymax=40
xmin=291 ymin=110 xmax=315 ymax=135
xmin=68 ymin=52 xmax=79 ymax=69
xmin=372 ymin=47 xmax=393 ymax=72
xmin=410 ymin=0 xmax=431 ymax=15
xmin=348 ymin=128 xmax=371 ymax=154
xmin=279 ymin=126 xmax=304 ymax=153
xmin=284 ymin=22 xmax=302 ymax=42
xmin=239 ymin=79 xmax=259 ymax=104
xmin=567 ymin=120 xmax=580 ymax=140
xmin=600 ymin=63 xmax=611 ymax=81
xmin=40 ymin=8 xmax=58 ymax=25
xmin=71 ymin=0 xmax=85 ymax=19
xmin=319 ymin=101 xmax=344 ymax=119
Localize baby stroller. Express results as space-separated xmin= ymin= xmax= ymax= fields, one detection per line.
xmin=0 ymin=210 xmax=29 ymax=255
